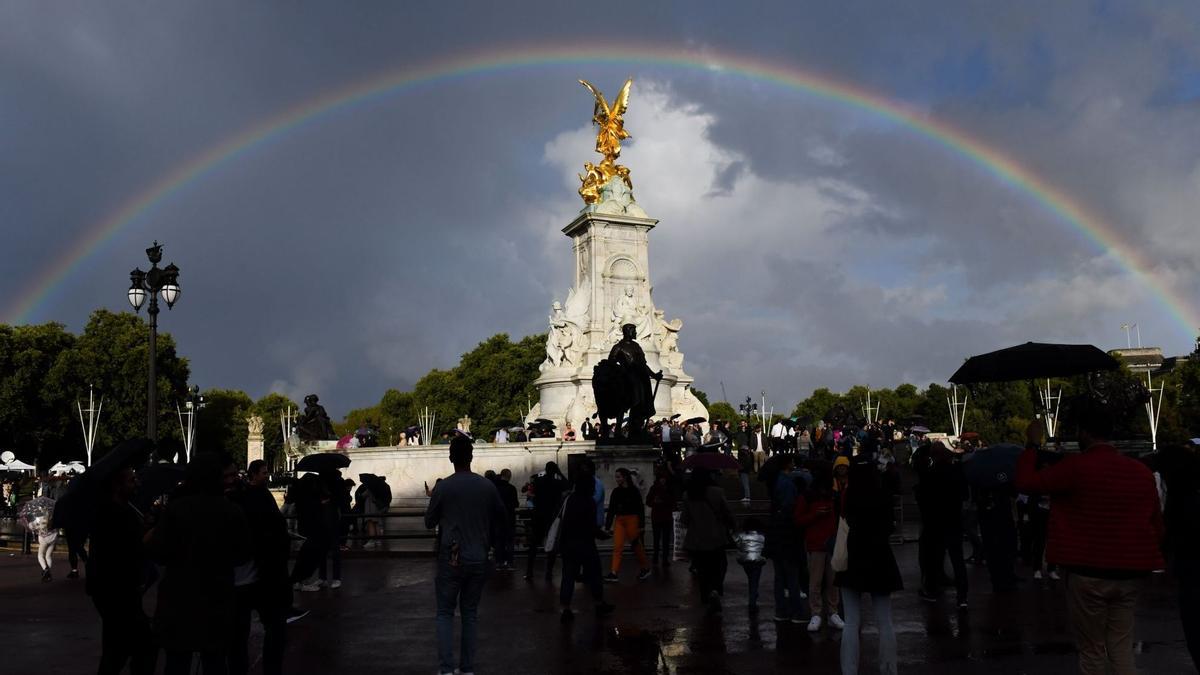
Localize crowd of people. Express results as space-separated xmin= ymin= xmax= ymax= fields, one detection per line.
xmin=4 ymin=392 xmax=1198 ymax=674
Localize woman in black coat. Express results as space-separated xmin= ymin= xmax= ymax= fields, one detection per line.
xmin=834 ymin=455 xmax=901 ymax=675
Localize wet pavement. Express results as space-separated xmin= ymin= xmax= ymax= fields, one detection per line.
xmin=1 ymin=543 xmax=1192 ymax=674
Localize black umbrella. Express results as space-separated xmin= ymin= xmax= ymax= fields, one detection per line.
xmin=405 ymin=425 xmax=421 ymax=436
xmin=295 ymin=452 xmax=352 ymax=473
xmin=684 ymin=416 xmax=707 ymax=425
xmin=949 ymin=342 xmax=1119 ymax=384
xmin=683 ymin=451 xmax=740 ymax=471
xmin=670 ymin=414 xmax=682 ymax=420
xmin=963 ymin=443 xmax=1023 ymax=489
xmin=135 ymin=462 xmax=186 ymax=512
xmin=58 ymin=438 xmax=155 ymax=536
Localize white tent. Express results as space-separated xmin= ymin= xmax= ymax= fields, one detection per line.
xmin=1 ymin=459 xmax=36 ymax=471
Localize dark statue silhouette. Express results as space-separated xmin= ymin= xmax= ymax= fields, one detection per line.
xmin=296 ymin=394 xmax=336 ymax=442
xmin=592 ymin=323 xmax=662 ymax=442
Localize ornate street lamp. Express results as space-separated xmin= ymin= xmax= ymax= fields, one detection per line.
xmin=126 ymin=241 xmax=181 ymax=441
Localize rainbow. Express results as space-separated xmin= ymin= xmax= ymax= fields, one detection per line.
xmin=5 ymin=44 xmax=1196 ymax=336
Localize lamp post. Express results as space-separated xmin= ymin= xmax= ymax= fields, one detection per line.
xmin=127 ymin=241 xmax=181 ymax=441
xmin=738 ymin=396 xmax=758 ymax=424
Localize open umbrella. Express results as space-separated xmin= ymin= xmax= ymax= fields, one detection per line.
xmin=950 ymin=342 xmax=1119 ymax=384
xmin=683 ymin=450 xmax=740 ymax=471
xmin=295 ymin=452 xmax=352 ymax=473
xmin=670 ymin=413 xmax=682 ymax=420
xmin=135 ymin=462 xmax=186 ymax=512
xmin=684 ymin=416 xmax=707 ymax=425
xmin=358 ymin=473 xmax=392 ymax=507
xmin=963 ymin=443 xmax=1023 ymax=489
xmin=58 ymin=438 xmax=154 ymax=537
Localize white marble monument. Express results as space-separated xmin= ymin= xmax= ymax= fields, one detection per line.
xmin=526 ymin=174 xmax=706 ymax=431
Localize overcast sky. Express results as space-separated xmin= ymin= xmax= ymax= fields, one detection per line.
xmin=3 ymin=1 xmax=1198 ymax=418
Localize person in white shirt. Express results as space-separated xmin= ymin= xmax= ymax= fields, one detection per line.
xmin=495 ymin=428 xmax=509 ymax=444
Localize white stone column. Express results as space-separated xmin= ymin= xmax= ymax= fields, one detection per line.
xmin=246 ymin=415 xmax=265 ymax=467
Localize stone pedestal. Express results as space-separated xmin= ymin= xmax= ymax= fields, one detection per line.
xmin=528 ymin=177 xmax=706 ymax=432
xmin=246 ymin=415 xmax=264 ymax=468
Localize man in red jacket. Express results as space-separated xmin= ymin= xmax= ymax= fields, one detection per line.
xmin=1016 ymin=397 xmax=1163 ymax=675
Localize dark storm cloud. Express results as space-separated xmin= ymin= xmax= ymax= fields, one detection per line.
xmin=2 ymin=1 xmax=1197 ymax=415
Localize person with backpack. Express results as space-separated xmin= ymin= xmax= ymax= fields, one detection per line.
xmin=555 ymin=465 xmax=614 ymax=622
xmin=526 ymin=462 xmax=568 ymax=581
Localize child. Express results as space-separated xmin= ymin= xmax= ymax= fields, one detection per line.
xmin=734 ymin=517 xmax=767 ymax=611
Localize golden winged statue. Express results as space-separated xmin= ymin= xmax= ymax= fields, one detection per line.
xmin=577 ymin=78 xmax=634 ymax=204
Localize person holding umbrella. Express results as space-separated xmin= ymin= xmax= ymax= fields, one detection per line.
xmin=1016 ymin=398 xmax=1164 ymax=675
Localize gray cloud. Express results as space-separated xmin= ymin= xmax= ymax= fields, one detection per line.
xmin=2 ymin=1 xmax=1197 ymax=418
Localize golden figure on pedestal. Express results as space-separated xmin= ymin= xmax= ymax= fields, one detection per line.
xmin=578 ymin=78 xmax=634 ymax=204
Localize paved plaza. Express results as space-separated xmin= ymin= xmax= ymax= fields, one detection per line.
xmin=1 ymin=543 xmax=1191 ymax=674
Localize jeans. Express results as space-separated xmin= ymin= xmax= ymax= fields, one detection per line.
xmin=808 ymin=551 xmax=839 ymax=617
xmin=741 ymin=561 xmax=765 ymax=608
xmin=560 ymin=542 xmax=604 ymax=608
xmin=651 ymin=520 xmax=674 ymax=564
xmin=318 ymin=544 xmax=342 ymax=582
xmin=1066 ymin=573 xmax=1140 ymax=675
xmin=93 ymin=592 xmax=158 ymax=675
xmin=230 ymin=583 xmax=287 ymax=675
xmin=773 ymin=557 xmax=805 ymax=618
xmin=979 ymin=497 xmax=1017 ymax=590
xmin=290 ymin=535 xmax=328 ymax=583
xmin=739 ymin=472 xmax=751 ymax=501
xmin=921 ymin=524 xmax=968 ymax=601
xmin=841 ymin=591 xmax=897 ymax=675
xmin=435 ymin=559 xmax=488 ymax=674
xmin=691 ymin=549 xmax=728 ymax=600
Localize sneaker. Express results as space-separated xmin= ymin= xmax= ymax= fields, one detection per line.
xmin=1049 ymin=570 xmax=1061 ymax=580
xmin=741 ymin=498 xmax=751 ymax=506
xmin=1033 ymin=570 xmax=1043 ymax=580
xmin=299 ymin=582 xmax=322 ymax=592
xmin=807 ymin=616 xmax=823 ymax=632
xmin=603 ymin=572 xmax=619 ymax=583
xmin=285 ymin=608 xmax=310 ymax=624
xmin=329 ymin=579 xmax=342 ymax=589
xmin=773 ymin=614 xmax=790 ymax=622
xmin=918 ymin=589 xmax=938 ymax=603
xmin=790 ymin=616 xmax=806 ymax=624
xmin=798 ymin=591 xmax=807 ymax=600
xmin=67 ymin=569 xmax=79 ymax=579
xmin=637 ymin=568 xmax=652 ymax=581
xmin=41 ymin=569 xmax=52 ymax=583
xmin=828 ymin=613 xmax=845 ymax=630
xmin=957 ymin=598 xmax=969 ymax=609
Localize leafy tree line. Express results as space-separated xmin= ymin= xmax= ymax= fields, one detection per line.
xmin=335 ymin=333 xmax=545 ymax=443
xmin=5 ymin=313 xmax=1196 ymax=472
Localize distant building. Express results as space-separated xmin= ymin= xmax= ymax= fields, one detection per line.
xmin=1111 ymin=345 xmax=1192 ymax=375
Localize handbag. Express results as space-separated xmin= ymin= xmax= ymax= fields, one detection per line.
xmin=830 ymin=516 xmax=850 ymax=572
xmin=541 ymin=489 xmax=573 ymax=553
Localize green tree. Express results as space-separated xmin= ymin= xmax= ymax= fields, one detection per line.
xmin=46 ymin=310 xmax=190 ymax=460
xmin=689 ymin=387 xmax=710 ymax=409
xmin=707 ymin=401 xmax=738 ymax=424
xmin=0 ymin=322 xmax=76 ymax=465
xmin=791 ymin=387 xmax=844 ymax=425
xmin=195 ymin=388 xmax=253 ymax=464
